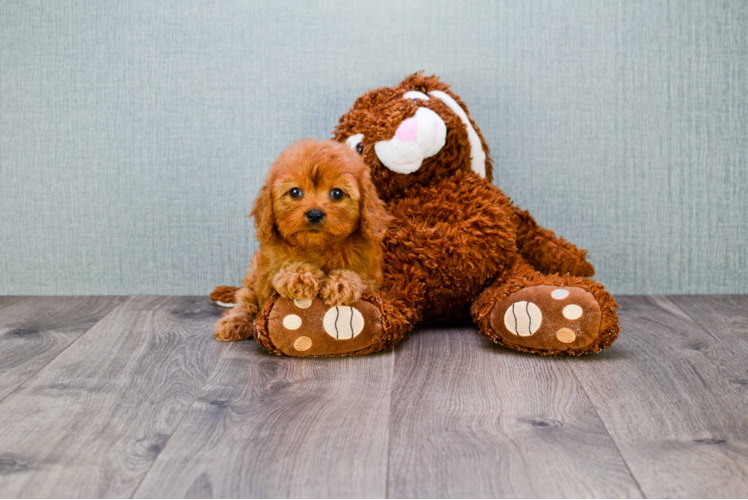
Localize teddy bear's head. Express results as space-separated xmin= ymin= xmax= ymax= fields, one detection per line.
xmin=333 ymin=72 xmax=493 ymax=201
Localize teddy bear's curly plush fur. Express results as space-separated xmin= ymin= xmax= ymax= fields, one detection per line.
xmin=213 ymin=73 xmax=619 ymax=357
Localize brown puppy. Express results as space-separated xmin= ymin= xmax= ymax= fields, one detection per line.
xmin=214 ymin=139 xmax=389 ymax=342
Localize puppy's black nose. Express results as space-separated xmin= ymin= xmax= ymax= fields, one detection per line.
xmin=305 ymin=209 xmax=325 ymax=224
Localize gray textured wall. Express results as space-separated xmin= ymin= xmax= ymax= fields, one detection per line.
xmin=1 ymin=0 xmax=746 ymax=296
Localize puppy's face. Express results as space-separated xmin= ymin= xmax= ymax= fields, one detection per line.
xmin=272 ymin=161 xmax=361 ymax=247
xmin=253 ymin=139 xmax=388 ymax=248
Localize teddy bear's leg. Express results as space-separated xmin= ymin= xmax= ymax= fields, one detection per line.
xmin=471 ymin=259 xmax=620 ymax=355
xmin=253 ymin=268 xmax=425 ymax=357
xmin=512 ymin=206 xmax=595 ymax=278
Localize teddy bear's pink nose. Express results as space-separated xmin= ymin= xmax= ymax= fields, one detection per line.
xmin=394 ymin=118 xmax=419 ymax=142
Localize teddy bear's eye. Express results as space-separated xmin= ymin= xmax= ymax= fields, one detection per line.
xmin=289 ymin=188 xmax=302 ymax=198
xmin=346 ymin=133 xmax=364 ymax=154
xmin=330 ymin=188 xmax=344 ymax=200
xmin=403 ymin=90 xmax=430 ymax=102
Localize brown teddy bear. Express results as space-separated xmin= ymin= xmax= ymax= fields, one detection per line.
xmin=212 ymin=72 xmax=619 ymax=357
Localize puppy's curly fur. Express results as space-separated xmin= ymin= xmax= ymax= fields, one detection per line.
xmin=215 ymin=139 xmax=390 ymax=342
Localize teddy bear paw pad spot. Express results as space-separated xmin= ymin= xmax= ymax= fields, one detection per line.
xmin=556 ymin=328 xmax=577 ymax=343
xmin=562 ymin=304 xmax=583 ymax=320
xmin=503 ymin=301 xmax=542 ymax=336
xmin=551 ymin=289 xmax=569 ymax=300
xmin=294 ymin=298 xmax=313 ymax=309
xmin=282 ymin=314 xmax=302 ymax=330
xmin=323 ymin=306 xmax=364 ymax=340
xmin=293 ymin=336 xmax=312 ymax=351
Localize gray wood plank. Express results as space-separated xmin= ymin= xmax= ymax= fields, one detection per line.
xmin=387 ymin=327 xmax=641 ymax=498
xmin=0 ymin=296 xmax=225 ymax=498
xmin=0 ymin=296 xmax=26 ymax=308
xmin=133 ymin=344 xmax=393 ymax=498
xmin=567 ymin=296 xmax=748 ymax=498
xmin=0 ymin=296 xmax=125 ymax=401
xmin=669 ymin=294 xmax=748 ymax=352
xmin=671 ymin=294 xmax=748 ymax=410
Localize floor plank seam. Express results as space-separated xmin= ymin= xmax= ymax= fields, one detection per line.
xmin=569 ymin=367 xmax=647 ymax=498
xmin=129 ymin=342 xmax=236 ymax=499
xmin=0 ymin=296 xmax=127 ymax=407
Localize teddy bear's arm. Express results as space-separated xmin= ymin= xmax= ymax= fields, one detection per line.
xmin=511 ymin=205 xmax=595 ymax=278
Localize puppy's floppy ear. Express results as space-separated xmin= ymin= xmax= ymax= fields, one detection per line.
xmin=250 ymin=184 xmax=275 ymax=243
xmin=359 ymin=167 xmax=390 ymax=241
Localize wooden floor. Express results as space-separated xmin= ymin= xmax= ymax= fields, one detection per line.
xmin=0 ymin=296 xmax=747 ymax=498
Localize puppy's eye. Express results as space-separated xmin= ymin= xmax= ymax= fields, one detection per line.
xmin=356 ymin=142 xmax=364 ymax=155
xmin=289 ymin=188 xmax=302 ymax=198
xmin=330 ymin=188 xmax=344 ymax=200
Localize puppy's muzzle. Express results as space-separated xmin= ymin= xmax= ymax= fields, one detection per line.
xmin=305 ymin=209 xmax=325 ymax=224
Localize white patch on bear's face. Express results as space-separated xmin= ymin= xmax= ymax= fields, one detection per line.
xmin=345 ymin=133 xmax=364 ymax=152
xmin=428 ymin=90 xmax=486 ymax=178
xmin=374 ymin=107 xmax=447 ymax=175
xmin=402 ymin=90 xmax=430 ymax=101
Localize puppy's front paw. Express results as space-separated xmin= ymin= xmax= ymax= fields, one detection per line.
xmin=215 ymin=311 xmax=254 ymax=342
xmin=272 ymin=262 xmax=324 ymax=300
xmin=320 ymin=269 xmax=367 ymax=306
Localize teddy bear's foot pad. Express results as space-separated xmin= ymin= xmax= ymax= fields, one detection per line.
xmin=265 ymin=297 xmax=384 ymax=357
xmin=490 ymin=285 xmax=601 ymax=353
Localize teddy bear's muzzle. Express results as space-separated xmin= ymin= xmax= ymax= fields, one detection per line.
xmin=373 ymin=107 xmax=447 ymax=174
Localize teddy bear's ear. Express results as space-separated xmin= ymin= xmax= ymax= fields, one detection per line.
xmin=359 ymin=167 xmax=391 ymax=242
xmin=250 ymin=184 xmax=275 ymax=244
xmin=428 ymin=89 xmax=491 ymax=180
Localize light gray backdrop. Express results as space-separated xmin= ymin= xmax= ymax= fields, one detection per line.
xmin=1 ymin=0 xmax=746 ymax=296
